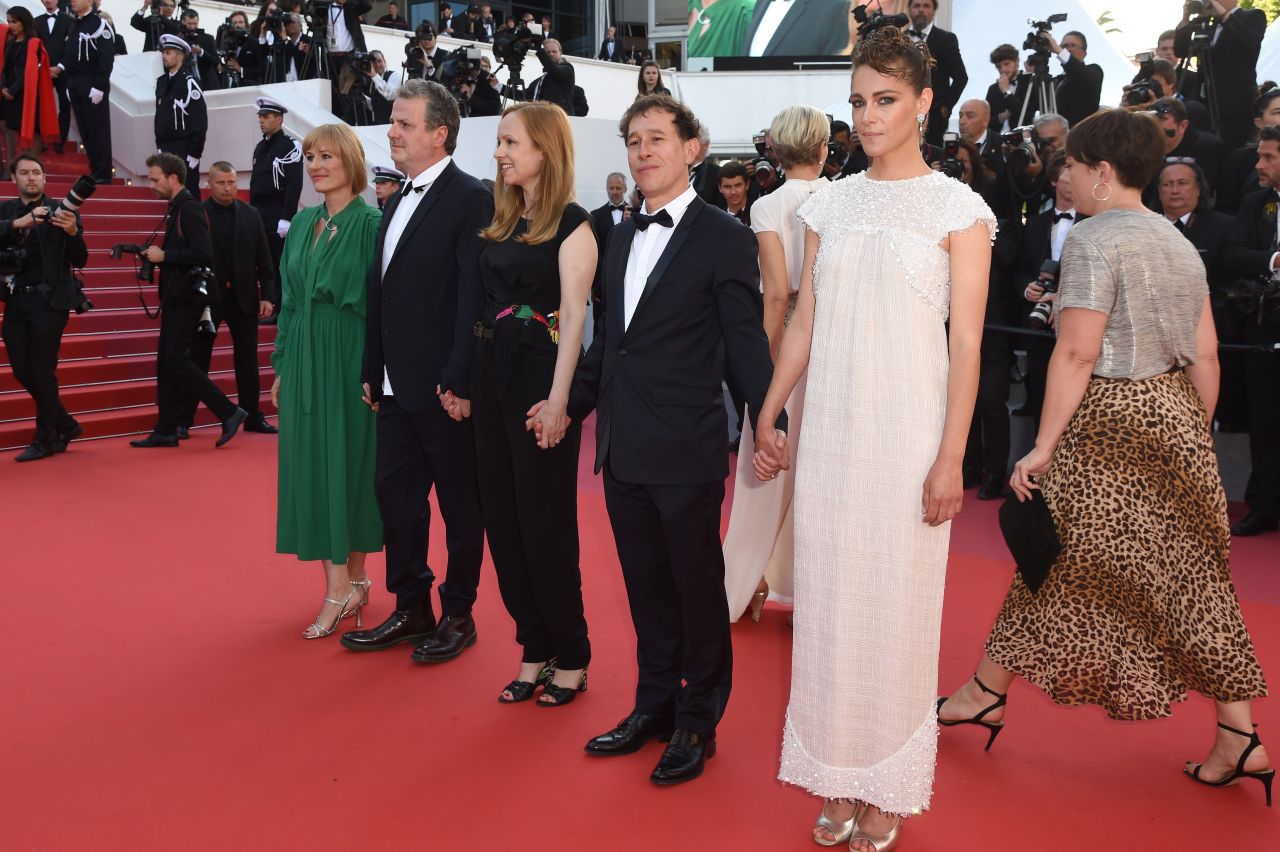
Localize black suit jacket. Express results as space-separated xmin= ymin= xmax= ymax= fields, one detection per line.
xmin=741 ymin=0 xmax=849 ymax=56
xmin=568 ymin=197 xmax=784 ymax=484
xmin=689 ymin=160 xmax=724 ymax=209
xmin=364 ymin=160 xmax=493 ymax=409
xmin=336 ymin=0 xmax=372 ymax=52
xmin=130 ymin=11 xmax=180 ymax=52
xmin=924 ymin=28 xmax=967 ymax=115
xmin=528 ymin=47 xmax=575 ymax=115
xmin=589 ymin=202 xmax=625 ymax=327
xmin=1053 ymin=56 xmax=1104 ymax=127
xmin=158 ymin=189 xmax=213 ymax=307
xmin=203 ymin=198 xmax=275 ymax=314
xmin=986 ymin=77 xmax=1034 ymax=134
xmin=181 ymin=29 xmax=221 ymax=90
xmin=1178 ymin=7 xmax=1265 ymax=121
xmin=34 ymin=12 xmax=74 ymax=65
xmin=1015 ymin=209 xmax=1054 ymax=291
xmin=0 ymin=196 xmax=88 ymax=312
xmin=1222 ymin=188 xmax=1277 ymax=279
xmin=597 ymin=37 xmax=622 ymax=62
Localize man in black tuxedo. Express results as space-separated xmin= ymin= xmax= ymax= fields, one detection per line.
xmin=907 ymin=0 xmax=967 ymax=147
xmin=1046 ymin=30 xmax=1103 ymax=128
xmin=131 ymin=153 xmax=247 ymax=449
xmin=527 ymin=40 xmax=576 ymax=116
xmin=742 ymin=0 xmax=850 ymax=57
xmin=589 ymin=171 xmax=629 ymax=330
xmin=598 ymin=24 xmax=623 ymax=62
xmin=341 ymin=80 xmax=491 ymax=660
xmin=957 ymin=98 xmax=1005 ymax=179
xmin=562 ymin=95 xmax=784 ymax=786
xmin=1176 ymin=0 xmax=1266 ymax=151
xmin=131 ymin=0 xmax=181 ymax=52
xmin=177 ymin=9 xmax=220 ymax=90
xmin=1221 ymin=126 xmax=1280 ymax=537
xmin=688 ymin=127 xmax=724 ymax=209
xmin=35 ymin=0 xmax=74 ymax=153
xmin=986 ymin=43 xmax=1031 ymax=135
xmin=177 ymin=162 xmax=277 ymax=438
xmin=0 ymin=153 xmax=88 ymax=461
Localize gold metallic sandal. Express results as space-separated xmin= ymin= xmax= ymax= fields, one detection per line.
xmin=848 ymin=810 xmax=902 ymax=852
xmin=302 ymin=590 xmax=356 ymax=639
xmin=813 ymin=799 xmax=862 ymax=847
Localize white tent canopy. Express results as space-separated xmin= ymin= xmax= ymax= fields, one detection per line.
xmin=1258 ymin=19 xmax=1280 ymax=85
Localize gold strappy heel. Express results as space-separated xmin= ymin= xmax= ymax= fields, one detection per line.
xmin=813 ymin=799 xmax=862 ymax=846
xmin=348 ymin=578 xmax=373 ymax=628
xmin=848 ymin=810 xmax=902 ymax=852
xmin=749 ymin=579 xmax=769 ymax=623
xmin=302 ymin=589 xmax=356 ymax=639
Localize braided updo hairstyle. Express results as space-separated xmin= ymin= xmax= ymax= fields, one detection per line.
xmin=851 ymin=24 xmax=937 ymax=94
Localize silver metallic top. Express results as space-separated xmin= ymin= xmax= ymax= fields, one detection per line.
xmin=1056 ymin=208 xmax=1207 ymax=381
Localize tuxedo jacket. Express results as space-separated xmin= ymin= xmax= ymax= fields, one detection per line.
xmin=364 ymin=160 xmax=493 ymax=409
xmin=336 ymin=0 xmax=373 ymax=52
xmin=202 ymin=198 xmax=275 ymax=313
xmin=689 ymin=160 xmax=724 ymax=209
xmin=986 ymin=78 xmax=1033 ymax=134
xmin=597 ymin=37 xmax=622 ymax=62
xmin=741 ymin=0 xmax=849 ymax=57
xmin=1177 ymin=7 xmax=1265 ymax=120
xmin=568 ymin=197 xmax=784 ymax=485
xmin=589 ymin=202 xmax=625 ymax=327
xmin=34 ymin=12 xmax=74 ymax=65
xmin=1222 ymin=188 xmax=1277 ymax=278
xmin=924 ymin=27 xmax=967 ymax=114
xmin=1052 ymin=56 xmax=1104 ymax=127
xmin=1015 ymin=209 xmax=1055 ymax=288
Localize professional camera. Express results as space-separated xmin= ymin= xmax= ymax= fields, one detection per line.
xmin=1027 ymin=259 xmax=1061 ymax=329
xmin=852 ymin=3 xmax=908 ymax=38
xmin=0 ymin=246 xmax=29 ymax=277
xmin=300 ymin=0 xmax=331 ymax=36
xmin=492 ymin=23 xmax=543 ymax=66
xmin=1221 ymin=276 xmax=1280 ymax=324
xmin=348 ymin=50 xmax=374 ymax=75
xmin=1001 ymin=125 xmax=1043 ymax=171
xmin=938 ymin=132 xmax=964 ymax=180
xmin=42 ymin=175 xmax=97 ymax=225
xmin=1181 ymin=1 xmax=1217 ymax=59
xmin=1123 ymin=52 xmax=1161 ymax=106
xmin=190 ymin=265 xmax=214 ymax=301
xmin=218 ymin=20 xmax=249 ymax=53
xmin=436 ymin=46 xmax=483 ymax=90
xmin=1023 ymin=13 xmax=1068 ymax=54
xmin=110 ymin=243 xmax=156 ymax=282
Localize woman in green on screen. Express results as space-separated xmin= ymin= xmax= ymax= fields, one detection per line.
xmin=687 ymin=0 xmax=754 ymax=58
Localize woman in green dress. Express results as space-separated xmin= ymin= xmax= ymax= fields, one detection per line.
xmin=687 ymin=0 xmax=754 ymax=59
xmin=271 ymin=123 xmax=384 ymax=639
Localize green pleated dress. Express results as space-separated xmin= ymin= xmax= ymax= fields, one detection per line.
xmin=272 ymin=198 xmax=384 ymax=564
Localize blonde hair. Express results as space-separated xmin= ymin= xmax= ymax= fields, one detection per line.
xmin=302 ymin=123 xmax=367 ymax=196
xmin=769 ymin=105 xmax=829 ymax=170
xmin=482 ymin=102 xmax=576 ymax=245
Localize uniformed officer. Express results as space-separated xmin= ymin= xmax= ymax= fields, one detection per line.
xmin=249 ymin=96 xmax=301 ymax=322
xmin=371 ymin=164 xmax=404 ymax=209
xmin=58 ymin=0 xmax=115 ymax=184
xmin=155 ymin=34 xmax=206 ymax=197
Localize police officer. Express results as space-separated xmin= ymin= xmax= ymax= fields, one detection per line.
xmin=58 ymin=0 xmax=114 ymax=184
xmin=0 ymin=153 xmax=88 ymax=461
xmin=371 ymin=165 xmax=404 ymax=209
xmin=130 ymin=153 xmax=246 ymax=449
xmin=155 ymin=34 xmax=206 ymax=198
xmin=249 ymin=97 xmax=301 ymax=323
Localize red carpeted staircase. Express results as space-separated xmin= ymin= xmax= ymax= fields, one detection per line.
xmin=0 ymin=149 xmax=277 ymax=451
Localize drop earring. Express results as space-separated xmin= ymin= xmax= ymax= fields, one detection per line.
xmin=917 ymin=113 xmax=926 ymax=138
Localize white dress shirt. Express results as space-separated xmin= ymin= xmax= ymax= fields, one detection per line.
xmin=381 ymin=155 xmax=453 ymax=396
xmin=329 ymin=3 xmax=355 ymax=52
xmin=610 ymin=206 xmax=623 ymax=226
xmin=908 ymin=22 xmax=934 ymax=41
xmin=1050 ymin=208 xmax=1076 ymax=261
xmin=749 ymin=0 xmax=794 ymax=57
xmin=623 ymin=185 xmax=697 ymax=330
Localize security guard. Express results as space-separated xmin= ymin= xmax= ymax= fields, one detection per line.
xmin=371 ymin=164 xmax=405 ymax=209
xmin=58 ymin=0 xmax=115 ymax=184
xmin=249 ymin=97 xmax=301 ymax=322
xmin=155 ymin=33 xmax=206 ymax=197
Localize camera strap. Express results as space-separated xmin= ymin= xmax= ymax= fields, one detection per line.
xmin=136 ymin=218 xmax=165 ymax=321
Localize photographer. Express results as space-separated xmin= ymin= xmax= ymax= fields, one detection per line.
xmin=527 ymin=38 xmax=575 ymax=116
xmin=177 ymin=9 xmax=220 ymax=89
xmin=402 ymin=23 xmax=443 ymax=81
xmin=130 ymin=153 xmax=247 ymax=449
xmin=0 ymin=153 xmax=87 ymax=461
xmin=1046 ymin=29 xmax=1104 ymax=128
xmin=217 ymin=11 xmax=259 ymax=87
xmin=1220 ymin=124 xmax=1280 ymax=536
xmin=1003 ymin=112 xmax=1068 ymax=214
xmin=59 ymin=0 xmax=114 ymax=185
xmin=154 ymin=35 xmax=206 ymax=197
xmin=986 ymin=43 xmax=1028 ymax=135
xmin=280 ymin=14 xmax=314 ymax=82
xmin=906 ymin=0 xmax=967 ymax=148
xmin=457 ymin=58 xmax=502 ymax=117
xmin=366 ymin=50 xmax=394 ymax=123
xmin=822 ymin=120 xmax=868 ymax=178
xmin=1217 ymin=85 xmax=1280 ymax=215
xmin=130 ymin=0 xmax=181 ymax=53
xmin=317 ymin=0 xmax=372 ymax=63
xmin=1177 ymin=0 xmax=1266 ymax=151
xmin=1151 ymin=98 xmax=1226 ymax=192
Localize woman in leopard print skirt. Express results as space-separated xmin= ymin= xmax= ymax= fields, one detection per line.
xmin=938 ymin=109 xmax=1272 ymax=805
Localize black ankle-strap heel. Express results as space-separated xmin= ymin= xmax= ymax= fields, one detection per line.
xmin=937 ymin=674 xmax=1008 ymax=751
xmin=1185 ymin=722 xmax=1275 ymax=807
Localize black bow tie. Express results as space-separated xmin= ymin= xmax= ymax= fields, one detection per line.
xmin=401 ymin=182 xmax=425 ymax=198
xmin=633 ymin=209 xmax=673 ymax=231
xmin=908 ymin=29 xmax=924 ymax=39
xmin=608 ymin=204 xmax=625 ymax=212
xmin=1053 ymin=211 xmax=1074 ymax=222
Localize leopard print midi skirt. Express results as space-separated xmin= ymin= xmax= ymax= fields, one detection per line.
xmin=985 ymin=370 xmax=1268 ymax=721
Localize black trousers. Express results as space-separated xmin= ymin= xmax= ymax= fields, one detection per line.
xmin=375 ymin=396 xmax=485 ymax=618
xmin=157 ymin=139 xmax=201 ymax=197
xmin=68 ymin=90 xmax=111 ymax=183
xmin=1021 ymin=335 xmax=1054 ymax=425
xmin=153 ymin=296 xmax=238 ymax=436
xmin=471 ymin=337 xmax=590 ymax=669
xmin=1 ymin=291 xmax=74 ymax=445
xmin=178 ymin=287 xmax=262 ymax=427
xmin=53 ymin=78 xmax=70 ymax=146
xmin=1243 ymin=343 xmax=1280 ymax=513
xmin=965 ymin=344 xmax=1013 ymax=476
xmin=256 ymin=206 xmax=285 ymax=309
xmin=603 ymin=465 xmax=731 ymax=737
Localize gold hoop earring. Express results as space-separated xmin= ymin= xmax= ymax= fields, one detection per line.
xmin=1091 ymin=182 xmax=1112 ymax=202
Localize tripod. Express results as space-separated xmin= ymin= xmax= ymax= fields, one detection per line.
xmin=1016 ymin=52 xmax=1057 ymax=126
xmin=499 ymin=61 xmax=525 ymax=109
xmin=299 ymin=32 xmax=332 ymax=81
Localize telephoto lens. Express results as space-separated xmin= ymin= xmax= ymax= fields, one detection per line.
xmin=46 ymin=174 xmax=97 ymax=222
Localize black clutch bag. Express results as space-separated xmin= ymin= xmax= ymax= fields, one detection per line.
xmin=998 ymin=490 xmax=1060 ymax=594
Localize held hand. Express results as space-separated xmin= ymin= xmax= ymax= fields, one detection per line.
xmin=530 ymin=397 xmax=569 ymax=449
xmin=50 ymin=66 xmax=61 ymax=79
xmin=525 ymin=399 xmax=546 ymax=434
xmin=142 ymin=246 xmax=165 ymax=263
xmin=50 ymin=210 xmax=78 ymax=236
xmin=921 ymin=458 xmax=963 ymax=527
xmin=258 ymin=300 xmax=273 ymax=319
xmin=752 ymin=428 xmax=789 ymax=480
xmin=271 ymin=376 xmax=281 ymax=410
xmin=1010 ymin=444 xmax=1054 ymax=502
xmin=362 ymin=382 xmax=379 ymax=412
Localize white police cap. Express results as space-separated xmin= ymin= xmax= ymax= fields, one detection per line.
xmin=158 ymin=34 xmax=191 ymax=55
xmin=255 ymin=97 xmax=288 ymax=116
xmin=372 ymin=165 xmax=406 ymax=183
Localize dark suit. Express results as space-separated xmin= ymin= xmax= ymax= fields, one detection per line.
xmin=1216 ymin=144 xmax=1260 ymax=216
xmin=528 ymin=47 xmax=575 ymax=115
xmin=180 ymin=28 xmax=221 ymax=90
xmin=741 ymin=0 xmax=849 ymax=56
xmin=1053 ymin=55 xmax=1104 ymax=127
xmin=568 ymin=196 xmax=784 ymax=736
xmin=1222 ymin=189 xmax=1280 ymax=513
xmin=130 ymin=11 xmax=180 ymax=52
xmin=364 ymin=160 xmax=490 ymax=616
xmin=0 ymin=195 xmax=88 ymax=447
xmin=61 ymin=11 xmax=115 ymax=183
xmin=333 ymin=0 xmax=372 ymax=52
xmin=35 ymin=11 xmax=74 ymax=146
xmin=598 ymin=37 xmax=622 ymax=62
xmin=179 ymin=199 xmax=275 ymax=427
xmin=1013 ymin=208 xmax=1080 ymax=420
xmin=689 ymin=160 xmax=724 ymax=209
xmin=921 ymin=27 xmax=967 ymax=147
xmin=589 ymin=201 xmax=626 ymax=329
xmin=986 ymin=78 xmax=1033 ymax=135
xmin=1177 ymin=7 xmax=1266 ymax=150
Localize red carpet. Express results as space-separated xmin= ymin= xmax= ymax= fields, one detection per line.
xmin=4 ymin=426 xmax=1278 ymax=851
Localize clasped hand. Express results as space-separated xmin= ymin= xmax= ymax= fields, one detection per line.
xmin=438 ymin=384 xmax=470 ymax=421
xmin=753 ymin=428 xmax=789 ymax=481
xmin=525 ymin=398 xmax=570 ymax=449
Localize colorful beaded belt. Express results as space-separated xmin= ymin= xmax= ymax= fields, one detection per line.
xmin=494 ymin=304 xmax=560 ymax=344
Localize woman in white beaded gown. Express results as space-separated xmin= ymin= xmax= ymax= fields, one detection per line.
xmin=754 ymin=27 xmax=993 ymax=851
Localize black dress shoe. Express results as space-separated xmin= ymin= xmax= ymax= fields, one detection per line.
xmin=15 ymin=443 xmax=55 ymax=462
xmin=340 ymin=600 xmax=437 ymax=652
xmin=216 ymin=408 xmax=248 ymax=448
xmin=977 ymin=472 xmax=1010 ymax=501
xmin=584 ymin=713 xmax=675 ymax=757
xmin=176 ymin=426 xmax=190 ymax=440
xmin=243 ymin=413 xmax=279 ymax=434
xmin=130 ymin=433 xmax=180 ymax=448
xmin=650 ymin=729 xmax=716 ymax=785
xmin=411 ymin=614 xmax=476 ymax=663
xmin=55 ymin=421 xmax=83 ymax=451
xmin=259 ymin=314 xmax=278 ymax=326
xmin=1232 ymin=510 xmax=1279 ymax=537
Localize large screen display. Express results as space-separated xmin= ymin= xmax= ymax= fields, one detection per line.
xmin=687 ymin=0 xmax=916 ymax=59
